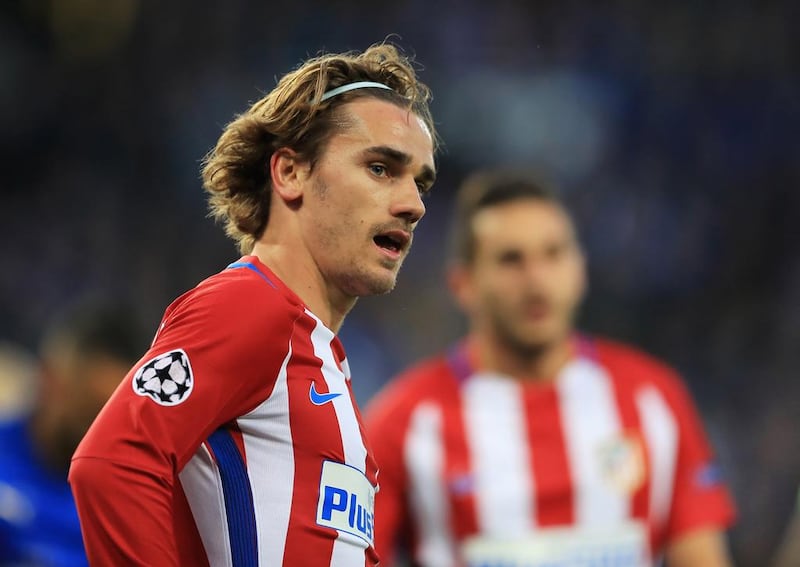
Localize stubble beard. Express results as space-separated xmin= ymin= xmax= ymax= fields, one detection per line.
xmin=490 ymin=305 xmax=567 ymax=363
xmin=311 ymin=179 xmax=411 ymax=297
xmin=497 ymin=324 xmax=553 ymax=361
xmin=337 ymin=253 xmax=402 ymax=297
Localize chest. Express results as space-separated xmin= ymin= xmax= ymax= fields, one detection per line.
xmin=237 ymin=326 xmax=376 ymax=479
xmin=458 ymin=378 xmax=647 ymax=501
xmin=406 ymin=371 xmax=678 ymax=534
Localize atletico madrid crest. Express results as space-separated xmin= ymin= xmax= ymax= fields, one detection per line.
xmin=598 ymin=432 xmax=645 ymax=494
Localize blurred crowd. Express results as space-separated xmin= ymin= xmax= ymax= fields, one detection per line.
xmin=1 ymin=1 xmax=798 ymax=565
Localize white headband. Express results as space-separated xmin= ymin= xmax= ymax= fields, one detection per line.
xmin=320 ymin=81 xmax=393 ymax=101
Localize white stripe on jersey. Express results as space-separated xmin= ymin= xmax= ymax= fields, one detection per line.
xmin=557 ymin=359 xmax=627 ymax=525
xmin=178 ymin=343 xmax=295 ymax=566
xmin=464 ymin=375 xmax=535 ymax=536
xmin=405 ymin=403 xmax=456 ymax=567
xmin=308 ymin=311 xmax=367 ymax=472
xmin=237 ymin=342 xmax=295 ymax=564
xmin=636 ymin=386 xmax=678 ymax=527
xmin=307 ymin=310 xmax=369 ymax=566
xmin=179 ymin=443 xmax=233 ymax=567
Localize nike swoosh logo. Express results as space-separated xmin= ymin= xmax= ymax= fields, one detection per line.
xmin=309 ymin=382 xmax=342 ymax=405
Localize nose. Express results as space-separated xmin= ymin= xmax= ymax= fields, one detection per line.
xmin=390 ymin=177 xmax=426 ymax=225
xmin=522 ymin=256 xmax=553 ymax=289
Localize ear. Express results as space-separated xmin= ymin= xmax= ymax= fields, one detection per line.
xmin=447 ymin=263 xmax=475 ymax=314
xmin=269 ymin=148 xmax=308 ymax=202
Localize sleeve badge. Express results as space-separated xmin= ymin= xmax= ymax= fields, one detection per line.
xmin=132 ymin=349 xmax=194 ymax=406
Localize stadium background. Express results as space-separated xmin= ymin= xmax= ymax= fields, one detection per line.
xmin=1 ymin=1 xmax=798 ymax=564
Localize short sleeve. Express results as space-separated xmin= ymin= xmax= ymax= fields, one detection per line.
xmin=364 ymin=386 xmax=414 ymax=566
xmin=75 ymin=280 xmax=297 ymax=471
xmin=663 ymin=377 xmax=737 ymax=542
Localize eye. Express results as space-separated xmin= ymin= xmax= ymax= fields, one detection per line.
xmin=497 ymin=250 xmax=523 ymax=266
xmin=545 ymin=242 xmax=569 ymax=261
xmin=368 ymin=163 xmax=388 ymax=177
xmin=416 ymin=181 xmax=430 ymax=197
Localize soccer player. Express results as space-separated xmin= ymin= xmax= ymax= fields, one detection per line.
xmin=68 ymin=43 xmax=437 ymax=566
xmin=0 ymin=300 xmax=145 ymax=566
xmin=365 ymin=170 xmax=735 ymax=567
xmin=773 ymin=486 xmax=800 ymax=567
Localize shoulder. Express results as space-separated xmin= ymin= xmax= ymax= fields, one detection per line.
xmin=186 ymin=266 xmax=300 ymax=318
xmin=591 ymin=338 xmax=695 ymax=424
xmin=364 ymin=353 xmax=455 ymax=427
xmin=591 ymin=336 xmax=682 ymax=386
xmin=588 ymin=336 xmax=698 ymax=410
xmin=143 ymin=265 xmax=305 ymax=381
xmin=161 ymin=266 xmax=303 ymax=342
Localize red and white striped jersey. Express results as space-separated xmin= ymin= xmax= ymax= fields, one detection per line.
xmin=365 ymin=337 xmax=735 ymax=567
xmin=69 ymin=256 xmax=379 ymax=566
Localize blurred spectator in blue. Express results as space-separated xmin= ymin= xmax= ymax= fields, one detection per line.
xmin=0 ymin=299 xmax=147 ymax=566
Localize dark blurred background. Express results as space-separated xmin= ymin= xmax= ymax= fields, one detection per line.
xmin=1 ymin=1 xmax=798 ymax=564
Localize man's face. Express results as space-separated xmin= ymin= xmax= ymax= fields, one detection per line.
xmin=300 ymin=98 xmax=436 ymax=298
xmin=457 ymin=198 xmax=586 ymax=354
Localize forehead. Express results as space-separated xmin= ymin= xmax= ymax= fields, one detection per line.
xmin=472 ymin=199 xmax=575 ymax=249
xmin=331 ymin=98 xmax=434 ymax=163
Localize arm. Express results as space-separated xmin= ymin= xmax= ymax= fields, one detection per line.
xmin=70 ymin=458 xmax=180 ymax=564
xmin=660 ymin=376 xmax=737 ymax=566
xmin=69 ymin=284 xmax=291 ymax=564
xmin=69 ymin=351 xmax=188 ymax=566
xmin=665 ymin=528 xmax=732 ymax=567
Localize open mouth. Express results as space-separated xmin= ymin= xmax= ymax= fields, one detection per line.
xmin=373 ymin=230 xmax=410 ymax=255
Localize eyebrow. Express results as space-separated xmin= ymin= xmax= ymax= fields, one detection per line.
xmin=362 ymin=145 xmax=437 ymax=186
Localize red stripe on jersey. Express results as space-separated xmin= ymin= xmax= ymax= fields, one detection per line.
xmin=281 ymin=316 xmax=342 ymax=564
xmin=524 ymin=385 xmax=574 ymax=526
xmin=340 ymin=345 xmax=379 ymax=490
xmin=229 ymin=425 xmax=248 ymax=466
xmin=349 ymin=382 xmax=380 ymax=489
xmin=346 ymin=381 xmax=379 ymax=567
xmin=444 ymin=345 xmax=479 ymax=540
xmin=173 ymin=478 xmax=211 ymax=567
xmin=443 ymin=390 xmax=479 ymax=540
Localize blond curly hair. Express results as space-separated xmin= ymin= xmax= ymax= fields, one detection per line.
xmin=202 ymin=43 xmax=437 ymax=254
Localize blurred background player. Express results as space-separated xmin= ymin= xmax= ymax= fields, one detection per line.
xmin=772 ymin=486 xmax=800 ymax=567
xmin=365 ymin=170 xmax=736 ymax=567
xmin=0 ymin=342 xmax=37 ymax=419
xmin=68 ymin=43 xmax=437 ymax=566
xmin=0 ymin=299 xmax=146 ymax=567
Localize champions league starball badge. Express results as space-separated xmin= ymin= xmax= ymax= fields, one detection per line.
xmin=132 ymin=349 xmax=194 ymax=406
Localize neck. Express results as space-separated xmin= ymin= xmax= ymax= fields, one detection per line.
xmin=472 ymin=331 xmax=574 ymax=382
xmin=251 ymin=242 xmax=355 ymax=332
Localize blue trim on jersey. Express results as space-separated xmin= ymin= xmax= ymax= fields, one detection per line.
xmin=446 ymin=341 xmax=472 ymax=384
xmin=207 ymin=429 xmax=258 ymax=567
xmin=226 ymin=262 xmax=277 ymax=289
xmin=574 ymin=333 xmax=597 ymax=362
